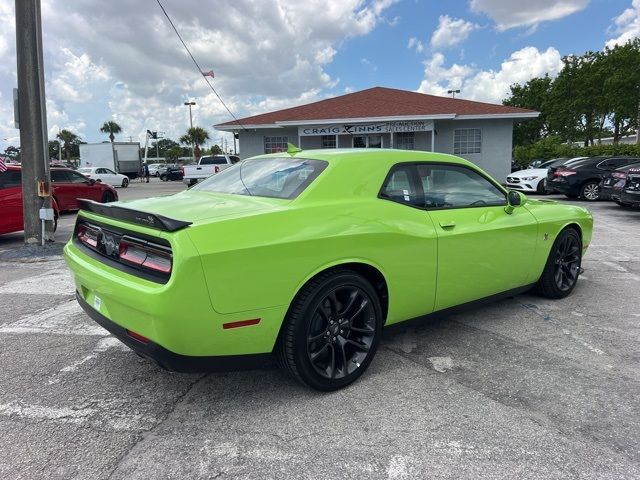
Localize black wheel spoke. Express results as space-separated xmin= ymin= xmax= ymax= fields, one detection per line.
xmin=347 ymin=299 xmax=369 ymax=322
xmin=328 ymin=344 xmax=336 ymax=379
xmin=327 ymin=291 xmax=339 ymax=317
xmin=350 ymin=325 xmax=375 ymax=334
xmin=310 ymin=343 xmax=329 ymax=362
xmin=339 ymin=290 xmax=359 ymax=317
xmin=338 ymin=340 xmax=348 ymax=374
xmin=308 ymin=331 xmax=327 ymax=343
xmin=345 ymin=338 xmax=370 ymax=352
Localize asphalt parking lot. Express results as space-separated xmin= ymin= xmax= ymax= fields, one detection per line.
xmin=0 ymin=183 xmax=639 ymax=479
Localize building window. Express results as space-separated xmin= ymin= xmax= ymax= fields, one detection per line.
xmin=321 ymin=135 xmax=336 ymax=148
xmin=353 ymin=135 xmax=383 ymax=148
xmin=395 ymin=132 xmax=415 ymax=150
xmin=264 ymin=136 xmax=288 ymax=154
xmin=453 ymin=128 xmax=481 ymax=154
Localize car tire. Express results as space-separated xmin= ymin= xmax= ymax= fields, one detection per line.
xmin=101 ymin=191 xmax=116 ymax=203
xmin=160 ymin=175 xmax=167 ymax=181
xmin=564 ymin=193 xmax=579 ymax=199
xmin=536 ymin=228 xmax=582 ymax=299
xmin=277 ymin=269 xmax=383 ymax=391
xmin=536 ymin=179 xmax=547 ymax=195
xmin=579 ymin=181 xmax=600 ymax=201
xmin=122 ymin=177 xmax=129 ymax=188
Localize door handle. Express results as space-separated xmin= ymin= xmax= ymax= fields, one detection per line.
xmin=439 ymin=220 xmax=456 ymax=229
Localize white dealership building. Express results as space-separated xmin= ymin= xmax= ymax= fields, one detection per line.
xmin=215 ymin=87 xmax=538 ymax=180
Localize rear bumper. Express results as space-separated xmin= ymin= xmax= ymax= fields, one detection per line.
xmin=619 ymin=190 xmax=640 ymax=207
xmin=76 ymin=291 xmax=274 ymax=372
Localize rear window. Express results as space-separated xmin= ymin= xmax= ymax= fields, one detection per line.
xmin=200 ymin=156 xmax=227 ymax=165
xmin=192 ymin=157 xmax=328 ymax=200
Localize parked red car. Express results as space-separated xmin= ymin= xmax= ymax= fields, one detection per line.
xmin=0 ymin=165 xmax=118 ymax=235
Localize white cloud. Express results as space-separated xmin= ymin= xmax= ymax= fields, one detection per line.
xmin=361 ymin=58 xmax=378 ymax=71
xmin=605 ymin=0 xmax=640 ymax=48
xmin=430 ymin=15 xmax=478 ymax=49
xmin=0 ymin=0 xmax=398 ymax=147
xmin=417 ymin=53 xmax=474 ymax=97
xmin=470 ymin=0 xmax=589 ymax=31
xmin=407 ymin=37 xmax=425 ymax=53
xmin=417 ymin=46 xmax=563 ymax=104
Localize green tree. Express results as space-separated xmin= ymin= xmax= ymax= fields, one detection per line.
xmin=210 ymin=144 xmax=223 ymax=155
xmin=56 ymin=129 xmax=79 ymax=160
xmin=4 ymin=145 xmax=20 ymax=161
xmin=99 ymin=120 xmax=122 ymax=143
xmin=601 ymin=39 xmax=640 ymax=143
xmin=48 ymin=140 xmax=61 ymax=159
xmin=152 ymin=138 xmax=179 ymax=158
xmin=165 ymin=145 xmax=183 ymax=161
xmin=503 ymin=75 xmax=554 ymax=146
xmin=179 ymin=126 xmax=209 ymax=160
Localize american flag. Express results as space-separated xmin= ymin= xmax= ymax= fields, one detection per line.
xmin=0 ymin=156 xmax=7 ymax=172
xmin=201 ymin=70 xmax=215 ymax=78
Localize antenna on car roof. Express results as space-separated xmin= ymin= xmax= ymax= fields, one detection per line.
xmin=287 ymin=143 xmax=302 ymax=156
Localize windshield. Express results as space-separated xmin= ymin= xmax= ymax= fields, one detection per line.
xmin=192 ymin=157 xmax=328 ymax=200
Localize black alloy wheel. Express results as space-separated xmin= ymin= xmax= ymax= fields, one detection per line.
xmin=278 ymin=269 xmax=382 ymax=391
xmin=102 ymin=191 xmax=115 ymax=203
xmin=580 ymin=181 xmax=600 ymax=201
xmin=536 ymin=228 xmax=582 ymax=299
xmin=306 ymin=285 xmax=376 ymax=381
xmin=122 ymin=177 xmax=129 ymax=188
xmin=160 ymin=175 xmax=168 ymax=181
xmin=536 ymin=179 xmax=547 ymax=195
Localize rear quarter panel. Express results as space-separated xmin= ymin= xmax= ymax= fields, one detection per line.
xmin=187 ymin=199 xmax=439 ymax=325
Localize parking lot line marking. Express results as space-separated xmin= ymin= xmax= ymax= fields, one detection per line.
xmin=0 ymin=300 xmax=106 ymax=336
xmin=0 ymin=268 xmax=75 ymax=295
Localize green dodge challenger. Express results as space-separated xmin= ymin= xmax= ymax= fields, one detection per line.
xmin=64 ymin=148 xmax=593 ymax=390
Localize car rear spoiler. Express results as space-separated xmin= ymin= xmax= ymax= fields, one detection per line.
xmin=78 ymin=199 xmax=192 ymax=232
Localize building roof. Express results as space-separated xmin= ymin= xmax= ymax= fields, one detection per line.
xmin=216 ymin=86 xmax=538 ymax=129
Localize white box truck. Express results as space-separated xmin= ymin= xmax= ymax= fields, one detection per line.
xmin=79 ymin=142 xmax=142 ymax=178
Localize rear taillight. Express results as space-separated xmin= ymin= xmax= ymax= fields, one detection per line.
xmin=77 ymin=224 xmax=99 ymax=248
xmin=119 ymin=237 xmax=172 ymax=274
xmin=555 ymin=168 xmax=577 ymax=177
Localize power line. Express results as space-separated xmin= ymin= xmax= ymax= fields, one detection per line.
xmin=155 ymin=0 xmax=246 ymax=131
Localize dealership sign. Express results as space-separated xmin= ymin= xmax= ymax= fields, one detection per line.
xmin=299 ymin=120 xmax=434 ymax=136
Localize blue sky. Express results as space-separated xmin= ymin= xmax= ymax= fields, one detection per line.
xmin=0 ymin=0 xmax=638 ymax=150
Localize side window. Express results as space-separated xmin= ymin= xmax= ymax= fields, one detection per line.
xmin=416 ymin=164 xmax=506 ymax=209
xmin=68 ymin=171 xmax=89 ymax=183
xmin=380 ymin=166 xmax=419 ymax=207
xmin=104 ymin=168 xmax=116 ymax=175
xmin=230 ymin=156 xmax=240 ymax=164
xmin=51 ymin=170 xmax=70 ymax=183
xmin=0 ymin=170 xmax=22 ymax=188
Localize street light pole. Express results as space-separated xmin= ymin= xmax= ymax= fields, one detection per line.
xmin=15 ymin=0 xmax=53 ymax=245
xmin=184 ymin=101 xmax=195 ymax=161
xmin=447 ymin=89 xmax=461 ymax=99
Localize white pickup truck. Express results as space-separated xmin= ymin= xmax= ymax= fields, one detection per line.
xmin=182 ymin=154 xmax=240 ymax=186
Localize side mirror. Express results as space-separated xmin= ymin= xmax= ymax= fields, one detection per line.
xmin=505 ymin=190 xmax=524 ymax=214
xmin=88 ymin=178 xmax=96 ymax=185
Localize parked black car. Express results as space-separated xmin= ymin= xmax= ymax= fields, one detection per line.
xmin=546 ymin=156 xmax=640 ymax=201
xmin=618 ymin=171 xmax=640 ymax=208
xmin=600 ymin=162 xmax=640 ymax=201
xmin=159 ymin=166 xmax=183 ymax=182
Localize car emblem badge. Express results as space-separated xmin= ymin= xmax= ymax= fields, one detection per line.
xmin=100 ymin=232 xmax=119 ymax=257
xmin=543 ymin=233 xmax=549 ymax=241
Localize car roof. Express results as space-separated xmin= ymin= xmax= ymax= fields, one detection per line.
xmin=255 ymin=148 xmax=476 ymax=166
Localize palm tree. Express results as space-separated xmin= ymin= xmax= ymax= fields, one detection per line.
xmin=179 ymin=126 xmax=209 ymax=160
xmin=56 ymin=129 xmax=79 ymax=161
xmin=100 ymin=121 xmax=122 ymax=143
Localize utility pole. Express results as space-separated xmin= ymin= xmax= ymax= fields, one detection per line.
xmin=184 ymin=101 xmax=195 ymax=162
xmin=15 ymin=0 xmax=53 ymax=245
